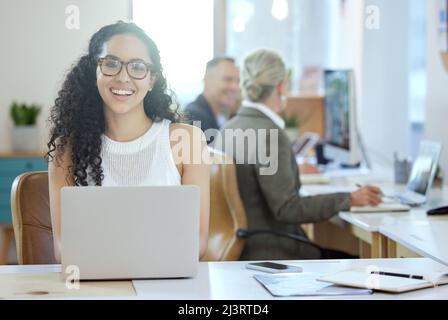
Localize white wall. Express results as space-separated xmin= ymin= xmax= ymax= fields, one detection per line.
xmin=325 ymin=0 xmax=364 ymax=147
xmin=298 ymin=0 xmax=331 ymax=68
xmin=426 ymin=0 xmax=448 ymax=180
xmin=360 ymin=0 xmax=411 ymax=166
xmin=0 ymin=0 xmax=130 ymax=151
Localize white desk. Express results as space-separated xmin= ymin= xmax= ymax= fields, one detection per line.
xmin=0 ymin=264 xmax=136 ymax=299
xmin=302 ymin=170 xmax=448 ymax=259
xmin=1 ymin=259 xmax=448 ymax=299
xmin=380 ymin=220 xmax=448 ymax=266
xmin=338 ymin=207 xmax=439 ymax=258
xmin=339 ymin=187 xmax=448 ymax=233
xmin=302 ymin=173 xmax=397 ymax=258
xmin=337 ymin=187 xmax=448 ymax=258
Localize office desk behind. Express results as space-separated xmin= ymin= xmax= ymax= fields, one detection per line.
xmin=302 ymin=168 xmax=448 ymax=259
xmin=1 ymin=259 xmax=447 ymax=299
xmin=338 ymin=186 xmax=448 ymax=259
xmin=380 ymin=220 xmax=448 ymax=266
xmin=301 ymin=171 xmax=394 ymax=258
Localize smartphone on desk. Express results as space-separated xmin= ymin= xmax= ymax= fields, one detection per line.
xmin=246 ymin=262 xmax=303 ymax=273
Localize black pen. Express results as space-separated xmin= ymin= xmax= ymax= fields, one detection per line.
xmin=370 ymin=271 xmax=424 ymax=280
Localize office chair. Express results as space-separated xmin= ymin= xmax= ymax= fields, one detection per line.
xmin=11 ymin=159 xmax=249 ymax=264
xmin=10 ymin=156 xmax=344 ymax=263
xmin=201 ymin=148 xmax=248 ymax=261
xmin=205 ymin=148 xmax=354 ymax=260
xmin=11 ymin=171 xmax=57 ymax=264
xmin=236 ymin=229 xmax=356 ymax=259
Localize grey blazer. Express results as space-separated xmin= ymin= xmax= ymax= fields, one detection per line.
xmin=219 ymin=107 xmax=351 ymax=260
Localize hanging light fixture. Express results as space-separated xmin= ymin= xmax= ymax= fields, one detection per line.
xmin=271 ymin=0 xmax=289 ymax=21
xmin=232 ymin=0 xmax=255 ymax=33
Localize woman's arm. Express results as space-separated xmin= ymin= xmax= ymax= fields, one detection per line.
xmin=170 ymin=123 xmax=210 ymax=258
xmin=48 ymin=147 xmax=74 ymax=263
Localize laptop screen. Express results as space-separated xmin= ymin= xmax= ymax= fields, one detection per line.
xmin=407 ymin=142 xmax=442 ymax=195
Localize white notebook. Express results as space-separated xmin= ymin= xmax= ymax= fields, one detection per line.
xmin=318 ymin=267 xmax=448 ymax=293
xmin=350 ymin=198 xmax=411 ymax=213
xmin=300 ymin=174 xmax=331 ymax=185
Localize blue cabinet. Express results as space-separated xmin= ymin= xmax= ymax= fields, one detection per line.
xmin=0 ymin=154 xmax=47 ymax=224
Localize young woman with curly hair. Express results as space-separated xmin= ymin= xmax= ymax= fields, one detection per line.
xmin=47 ymin=22 xmax=210 ymax=263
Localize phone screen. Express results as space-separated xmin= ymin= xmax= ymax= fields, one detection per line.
xmin=250 ymin=262 xmax=290 ymax=270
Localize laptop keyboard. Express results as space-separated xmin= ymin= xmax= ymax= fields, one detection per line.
xmin=395 ymin=193 xmax=425 ymax=207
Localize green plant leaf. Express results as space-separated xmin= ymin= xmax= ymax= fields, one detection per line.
xmin=284 ymin=116 xmax=298 ymax=128
xmin=9 ymin=102 xmax=41 ymax=126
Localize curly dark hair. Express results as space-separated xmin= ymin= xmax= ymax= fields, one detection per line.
xmin=46 ymin=21 xmax=181 ymax=186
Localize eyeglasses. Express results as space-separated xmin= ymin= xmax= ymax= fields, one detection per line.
xmin=97 ymin=55 xmax=153 ymax=80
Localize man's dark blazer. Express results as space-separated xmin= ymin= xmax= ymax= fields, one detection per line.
xmin=184 ymin=94 xmax=219 ymax=133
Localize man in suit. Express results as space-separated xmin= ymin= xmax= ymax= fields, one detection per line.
xmin=219 ymin=49 xmax=382 ymax=260
xmin=185 ymin=57 xmax=241 ymax=140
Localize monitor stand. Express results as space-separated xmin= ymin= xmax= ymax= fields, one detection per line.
xmin=315 ymin=142 xmax=333 ymax=165
xmin=340 ymin=162 xmax=361 ymax=169
xmin=316 ymin=125 xmax=370 ymax=170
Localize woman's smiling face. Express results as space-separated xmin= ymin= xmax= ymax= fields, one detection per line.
xmin=96 ymin=34 xmax=155 ymax=116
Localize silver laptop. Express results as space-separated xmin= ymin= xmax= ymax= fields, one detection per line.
xmin=394 ymin=141 xmax=442 ymax=206
xmin=60 ymin=186 xmax=200 ymax=280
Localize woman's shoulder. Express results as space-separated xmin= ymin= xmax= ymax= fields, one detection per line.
xmin=168 ymin=123 xmax=208 ymax=166
xmin=169 ymin=122 xmax=205 ymax=139
xmin=169 ymin=122 xmax=199 ymax=131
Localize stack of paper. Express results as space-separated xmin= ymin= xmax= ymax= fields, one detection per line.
xmin=254 ymin=273 xmax=372 ymax=297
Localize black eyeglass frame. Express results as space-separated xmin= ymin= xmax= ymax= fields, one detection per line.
xmin=97 ymin=56 xmax=154 ymax=80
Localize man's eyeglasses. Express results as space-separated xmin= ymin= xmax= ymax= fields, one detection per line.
xmin=97 ymin=56 xmax=153 ymax=80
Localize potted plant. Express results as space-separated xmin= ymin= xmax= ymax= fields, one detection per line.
xmin=10 ymin=102 xmax=41 ymax=151
xmin=283 ymin=115 xmax=299 ymax=142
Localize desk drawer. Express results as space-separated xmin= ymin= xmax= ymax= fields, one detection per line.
xmin=0 ymin=191 xmax=10 ymax=207
xmin=0 ymin=157 xmax=47 ymax=224
xmin=0 ymin=204 xmax=12 ymax=224
xmin=0 ymin=186 xmax=11 ymax=194
xmin=0 ymin=158 xmax=47 ymax=174
xmin=0 ymin=176 xmax=18 ymax=190
xmin=0 ymin=175 xmax=24 ymax=199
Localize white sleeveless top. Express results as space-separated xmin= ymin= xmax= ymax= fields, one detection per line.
xmin=98 ymin=119 xmax=181 ymax=186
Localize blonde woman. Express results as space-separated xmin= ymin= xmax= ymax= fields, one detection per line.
xmin=220 ymin=48 xmax=381 ymax=260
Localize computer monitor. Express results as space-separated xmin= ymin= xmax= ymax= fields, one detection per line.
xmin=323 ymin=69 xmax=362 ymax=166
xmin=406 ymin=141 xmax=442 ymax=196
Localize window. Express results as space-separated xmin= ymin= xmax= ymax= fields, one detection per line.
xmin=226 ymin=0 xmax=334 ymax=95
xmin=226 ymin=0 xmax=302 ymax=93
xmin=133 ymin=0 xmax=214 ymax=105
